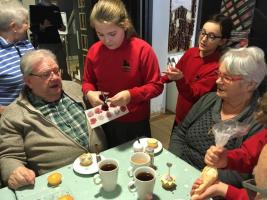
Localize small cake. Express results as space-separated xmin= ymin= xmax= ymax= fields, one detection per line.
xmin=47 ymin=172 xmax=62 ymax=187
xmin=161 ymin=174 xmax=176 ymax=189
xmin=79 ymin=153 xmax=93 ymax=166
xmin=58 ymin=194 xmax=74 ymax=200
xmin=147 ymin=138 xmax=158 ymax=148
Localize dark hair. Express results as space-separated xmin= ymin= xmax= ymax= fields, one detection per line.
xmin=207 ymin=14 xmax=233 ymax=39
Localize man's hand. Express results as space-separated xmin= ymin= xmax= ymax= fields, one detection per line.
xmin=8 ymin=166 xmax=36 ymax=189
xmin=205 ymin=145 xmax=228 ymax=168
xmin=108 ymin=90 xmax=131 ymax=106
xmin=39 ymin=19 xmax=52 ymax=30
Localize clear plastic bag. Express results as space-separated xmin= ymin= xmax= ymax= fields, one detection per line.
xmin=212 ymin=120 xmax=249 ymax=147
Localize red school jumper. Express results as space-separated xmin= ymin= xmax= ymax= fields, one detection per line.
xmin=82 ymin=37 xmax=163 ymax=122
xmin=161 ymin=47 xmax=220 ymax=123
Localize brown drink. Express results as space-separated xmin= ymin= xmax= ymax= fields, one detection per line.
xmin=136 ymin=172 xmax=154 ymax=181
xmin=100 ymin=163 xmax=117 ymax=171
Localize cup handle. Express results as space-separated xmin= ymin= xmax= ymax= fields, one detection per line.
xmin=128 ymin=180 xmax=137 ymax=193
xmin=127 ymin=166 xmax=133 ymax=177
xmin=93 ymin=174 xmax=102 ymax=185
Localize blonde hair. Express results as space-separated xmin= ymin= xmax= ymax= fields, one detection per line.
xmin=255 ymin=92 xmax=267 ymax=126
xmin=90 ymin=0 xmax=137 ymax=39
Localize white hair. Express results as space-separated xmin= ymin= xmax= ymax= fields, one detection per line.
xmin=0 ymin=0 xmax=28 ymax=32
xmin=220 ymin=46 xmax=267 ymax=87
xmin=20 ymin=49 xmax=57 ymax=76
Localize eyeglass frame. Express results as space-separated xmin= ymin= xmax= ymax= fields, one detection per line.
xmin=29 ymin=67 xmax=60 ymax=80
xmin=199 ymin=29 xmax=223 ymax=41
xmin=242 ymin=178 xmax=267 ymax=198
xmin=215 ymin=70 xmax=243 ymax=83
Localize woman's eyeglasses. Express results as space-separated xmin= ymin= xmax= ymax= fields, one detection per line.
xmin=199 ymin=30 xmax=222 ymax=41
xmin=30 ymin=68 xmax=60 ymax=80
xmin=216 ymin=70 xmax=243 ymax=83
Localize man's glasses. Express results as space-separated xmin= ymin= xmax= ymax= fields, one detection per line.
xmin=216 ymin=70 xmax=243 ymax=84
xmin=242 ymin=179 xmax=267 ymax=199
xmin=199 ymin=30 xmax=222 ymax=41
xmin=30 ymin=68 xmax=60 ymax=80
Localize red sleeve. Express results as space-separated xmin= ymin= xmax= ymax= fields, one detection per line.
xmin=227 ymin=130 xmax=267 ymax=173
xmin=226 ymin=185 xmax=249 ymax=200
xmin=128 ymin=44 xmax=163 ymax=104
xmin=82 ymin=49 xmax=97 ymax=95
xmin=176 ymin=51 xmax=218 ymax=101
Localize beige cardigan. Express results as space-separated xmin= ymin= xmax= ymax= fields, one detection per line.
xmin=0 ymin=81 xmax=107 ymax=184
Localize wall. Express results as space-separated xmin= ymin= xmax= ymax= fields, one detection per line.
xmin=151 ymin=0 xmax=170 ymax=115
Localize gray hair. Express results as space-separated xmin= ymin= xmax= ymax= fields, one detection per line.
xmin=20 ymin=49 xmax=57 ymax=76
xmin=0 ymin=0 xmax=28 ymax=32
xmin=220 ymin=46 xmax=267 ymax=87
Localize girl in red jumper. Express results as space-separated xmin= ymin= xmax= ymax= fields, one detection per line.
xmin=162 ymin=14 xmax=233 ymax=127
xmin=82 ymin=0 xmax=163 ymax=148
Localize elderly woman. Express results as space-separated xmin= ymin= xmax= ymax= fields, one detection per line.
xmin=169 ymin=46 xmax=267 ymax=187
xmin=0 ymin=0 xmax=34 ymax=115
xmin=191 ymin=92 xmax=267 ymax=200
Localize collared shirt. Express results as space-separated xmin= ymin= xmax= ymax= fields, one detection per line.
xmin=27 ymin=89 xmax=89 ymax=149
xmin=0 ymin=37 xmax=34 ymax=106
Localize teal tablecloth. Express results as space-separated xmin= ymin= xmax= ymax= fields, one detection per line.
xmin=0 ymin=141 xmax=200 ymax=200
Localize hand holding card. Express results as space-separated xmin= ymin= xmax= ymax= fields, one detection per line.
xmin=85 ymin=103 xmax=129 ymax=128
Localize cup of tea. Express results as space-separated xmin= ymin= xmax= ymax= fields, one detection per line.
xmin=93 ymin=158 xmax=119 ymax=192
xmin=128 ymin=166 xmax=156 ymax=200
xmin=127 ymin=152 xmax=151 ymax=177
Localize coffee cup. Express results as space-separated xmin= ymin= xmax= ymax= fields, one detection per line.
xmin=93 ymin=158 xmax=119 ymax=192
xmin=127 ymin=152 xmax=151 ymax=177
xmin=128 ymin=166 xmax=156 ymax=200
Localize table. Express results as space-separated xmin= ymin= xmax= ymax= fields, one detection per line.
xmin=0 ymin=141 xmax=200 ymax=200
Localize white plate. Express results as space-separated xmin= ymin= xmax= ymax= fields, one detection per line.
xmin=133 ymin=138 xmax=163 ymax=154
xmin=73 ymin=154 xmax=101 ymax=175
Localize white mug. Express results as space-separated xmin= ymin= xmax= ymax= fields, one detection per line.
xmin=93 ymin=158 xmax=119 ymax=192
xmin=127 ymin=152 xmax=151 ymax=177
xmin=128 ymin=166 xmax=156 ymax=200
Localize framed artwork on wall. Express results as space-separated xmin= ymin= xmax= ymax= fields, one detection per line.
xmin=168 ymin=0 xmax=198 ymax=53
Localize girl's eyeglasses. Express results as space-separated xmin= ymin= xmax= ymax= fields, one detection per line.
xmin=199 ymin=30 xmax=222 ymax=41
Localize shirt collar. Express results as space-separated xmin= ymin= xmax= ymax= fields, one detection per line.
xmin=26 ymin=87 xmax=63 ymax=107
xmin=193 ymin=48 xmax=221 ymax=61
xmin=0 ymin=36 xmax=30 ymax=48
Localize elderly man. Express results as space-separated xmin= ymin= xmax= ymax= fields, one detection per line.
xmin=0 ymin=49 xmax=107 ymax=189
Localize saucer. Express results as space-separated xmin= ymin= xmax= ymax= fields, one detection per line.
xmin=133 ymin=138 xmax=163 ymax=154
xmin=73 ymin=154 xmax=103 ymax=175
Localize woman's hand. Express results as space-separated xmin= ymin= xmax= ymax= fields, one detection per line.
xmin=108 ymin=90 xmax=130 ymax=106
xmin=162 ymin=65 xmax=183 ymax=81
xmin=191 ymin=180 xmax=228 ymax=200
xmin=8 ymin=166 xmax=35 ymax=190
xmin=205 ymin=145 xmax=228 ymax=168
xmin=86 ymin=91 xmax=105 ymax=107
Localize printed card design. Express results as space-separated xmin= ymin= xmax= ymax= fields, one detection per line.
xmin=85 ymin=103 xmax=129 ymax=128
